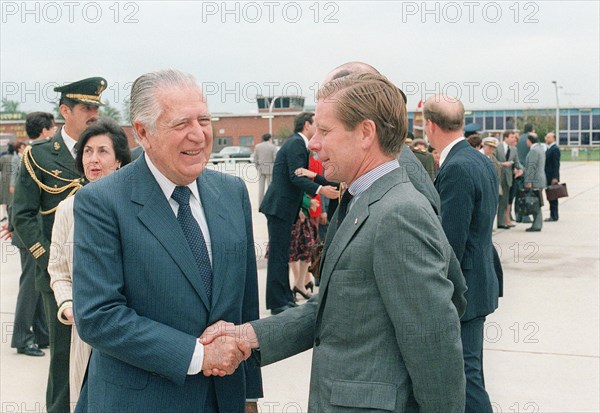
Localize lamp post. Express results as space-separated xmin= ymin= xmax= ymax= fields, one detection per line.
xmin=552 ymin=81 xmax=560 ymax=137
xmin=267 ymin=96 xmax=283 ymax=136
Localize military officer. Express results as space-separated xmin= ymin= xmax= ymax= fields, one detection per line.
xmin=12 ymin=77 xmax=106 ymax=413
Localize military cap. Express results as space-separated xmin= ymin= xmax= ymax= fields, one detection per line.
xmin=482 ymin=137 xmax=498 ymax=148
xmin=464 ymin=123 xmax=481 ymax=137
xmin=54 ymin=77 xmax=107 ymax=106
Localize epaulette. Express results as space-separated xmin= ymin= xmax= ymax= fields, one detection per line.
xmin=30 ymin=137 xmax=51 ymax=146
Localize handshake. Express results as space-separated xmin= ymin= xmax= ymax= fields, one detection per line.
xmin=199 ymin=321 xmax=259 ymax=377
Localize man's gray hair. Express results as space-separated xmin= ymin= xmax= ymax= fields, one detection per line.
xmin=129 ymin=69 xmax=200 ymax=143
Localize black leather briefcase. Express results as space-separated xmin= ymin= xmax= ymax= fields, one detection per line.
xmin=517 ymin=189 xmax=541 ymax=216
xmin=546 ymin=183 xmax=568 ymax=201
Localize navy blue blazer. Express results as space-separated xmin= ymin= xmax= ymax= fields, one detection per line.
xmin=259 ymin=133 xmax=320 ymax=223
xmin=435 ymin=140 xmax=501 ymax=321
xmin=73 ymin=156 xmax=262 ymax=412
xmin=545 ymin=144 xmax=561 ymax=184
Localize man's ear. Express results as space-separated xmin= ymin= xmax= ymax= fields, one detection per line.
xmin=360 ymin=119 xmax=377 ymax=150
xmin=59 ymin=104 xmax=71 ymax=121
xmin=133 ymin=120 xmax=151 ymax=149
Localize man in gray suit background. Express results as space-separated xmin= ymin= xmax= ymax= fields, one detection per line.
xmin=202 ymin=72 xmax=466 ymax=412
xmin=524 ymin=134 xmax=547 ymax=231
xmin=253 ymin=133 xmax=277 ymax=205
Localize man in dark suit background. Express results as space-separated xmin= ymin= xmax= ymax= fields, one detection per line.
xmin=259 ymin=113 xmax=338 ymax=314
xmin=544 ymin=132 xmax=561 ymax=221
xmin=73 ymin=69 xmax=262 ymax=412
xmin=425 ymin=95 xmax=501 ymax=413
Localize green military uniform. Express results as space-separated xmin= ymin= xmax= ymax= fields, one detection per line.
xmin=411 ymin=147 xmax=436 ymax=181
xmin=12 ymin=77 xmax=106 ymax=413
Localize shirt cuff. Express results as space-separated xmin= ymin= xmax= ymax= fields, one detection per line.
xmin=187 ymin=341 xmax=204 ymax=375
xmin=316 ymin=185 xmax=322 ymax=195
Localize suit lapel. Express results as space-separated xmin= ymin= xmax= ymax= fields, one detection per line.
xmin=132 ymin=157 xmax=211 ymax=309
xmin=196 ymin=171 xmax=228 ymax=310
xmin=318 ymin=169 xmax=403 ymax=307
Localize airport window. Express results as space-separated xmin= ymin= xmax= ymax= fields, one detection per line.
xmin=581 ymin=132 xmax=590 ymax=145
xmin=592 ymin=114 xmax=600 ymax=130
xmin=559 ymin=132 xmax=568 ymax=145
xmin=465 ymin=117 xmax=473 ymax=125
xmin=581 ymin=113 xmax=590 ymax=129
xmin=569 ymin=132 xmax=580 ymax=145
xmin=485 ymin=117 xmax=494 ymax=130
xmin=496 ymin=116 xmax=504 ymax=130
xmin=239 ymin=136 xmax=254 ymax=147
xmin=475 ymin=117 xmax=484 ymax=127
xmin=592 ymin=132 xmax=600 ymax=143
xmin=570 ymin=115 xmax=579 ymax=130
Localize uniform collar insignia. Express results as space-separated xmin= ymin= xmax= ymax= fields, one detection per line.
xmin=52 ymin=169 xmax=63 ymax=176
xmin=53 ymin=141 xmax=60 ymax=151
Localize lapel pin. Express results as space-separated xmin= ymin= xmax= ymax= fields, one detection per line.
xmin=354 ymin=218 xmax=358 ymax=225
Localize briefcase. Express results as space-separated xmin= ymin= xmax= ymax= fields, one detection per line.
xmin=546 ymin=183 xmax=568 ymax=201
xmin=516 ymin=189 xmax=541 ymax=216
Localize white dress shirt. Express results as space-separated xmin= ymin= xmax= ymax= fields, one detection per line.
xmin=145 ymin=153 xmax=212 ymax=375
xmin=61 ymin=128 xmax=78 ymax=159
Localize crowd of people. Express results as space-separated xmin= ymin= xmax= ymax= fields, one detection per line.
xmin=0 ymin=62 xmax=562 ymax=413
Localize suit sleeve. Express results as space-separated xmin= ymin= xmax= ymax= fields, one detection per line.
xmin=437 ymin=163 xmax=474 ymax=263
xmin=12 ymin=148 xmax=49 ymax=271
xmin=287 ymin=140 xmax=320 ymax=196
xmin=373 ymin=205 xmax=465 ymax=412
xmin=238 ymin=178 xmax=263 ymax=398
xmin=73 ymin=187 xmax=197 ymax=386
xmin=250 ymin=297 xmax=317 ymax=366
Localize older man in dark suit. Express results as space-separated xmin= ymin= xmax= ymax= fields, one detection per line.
xmin=259 ymin=113 xmax=338 ymax=314
xmin=544 ymin=132 xmax=561 ymax=221
xmin=425 ymin=95 xmax=501 ymax=413
xmin=73 ymin=69 xmax=262 ymax=412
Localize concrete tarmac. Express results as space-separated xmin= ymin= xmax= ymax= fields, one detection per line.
xmin=1 ymin=160 xmax=598 ymax=412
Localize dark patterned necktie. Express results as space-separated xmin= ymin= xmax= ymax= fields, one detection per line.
xmin=171 ymin=186 xmax=213 ymax=300
xmin=337 ymin=189 xmax=354 ymax=225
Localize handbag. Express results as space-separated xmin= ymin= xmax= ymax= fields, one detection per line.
xmin=516 ymin=189 xmax=541 ymax=216
xmin=546 ymin=183 xmax=568 ymax=201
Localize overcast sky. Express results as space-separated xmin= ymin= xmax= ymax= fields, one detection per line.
xmin=1 ymin=0 xmax=599 ymax=116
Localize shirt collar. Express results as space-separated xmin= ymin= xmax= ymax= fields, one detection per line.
xmin=61 ymin=127 xmax=78 ymax=158
xmin=144 ymin=153 xmax=201 ymax=203
xmin=347 ymin=159 xmax=399 ymax=198
xmin=548 ymin=142 xmax=556 ymax=148
xmin=439 ymin=137 xmax=465 ymax=167
xmin=298 ymin=133 xmax=309 ymax=149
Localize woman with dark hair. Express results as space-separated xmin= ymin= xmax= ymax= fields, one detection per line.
xmin=48 ymin=118 xmax=131 ymax=411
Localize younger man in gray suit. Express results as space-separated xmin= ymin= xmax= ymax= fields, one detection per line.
xmin=202 ymin=73 xmax=467 ymax=412
xmin=524 ymin=134 xmax=547 ymax=231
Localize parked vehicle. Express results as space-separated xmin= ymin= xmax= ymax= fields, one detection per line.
xmin=210 ymin=146 xmax=254 ymax=164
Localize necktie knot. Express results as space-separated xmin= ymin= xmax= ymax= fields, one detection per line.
xmin=172 ymin=186 xmax=191 ymax=206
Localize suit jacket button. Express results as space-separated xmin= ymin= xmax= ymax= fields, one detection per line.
xmin=314 ymin=337 xmax=320 ymax=346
